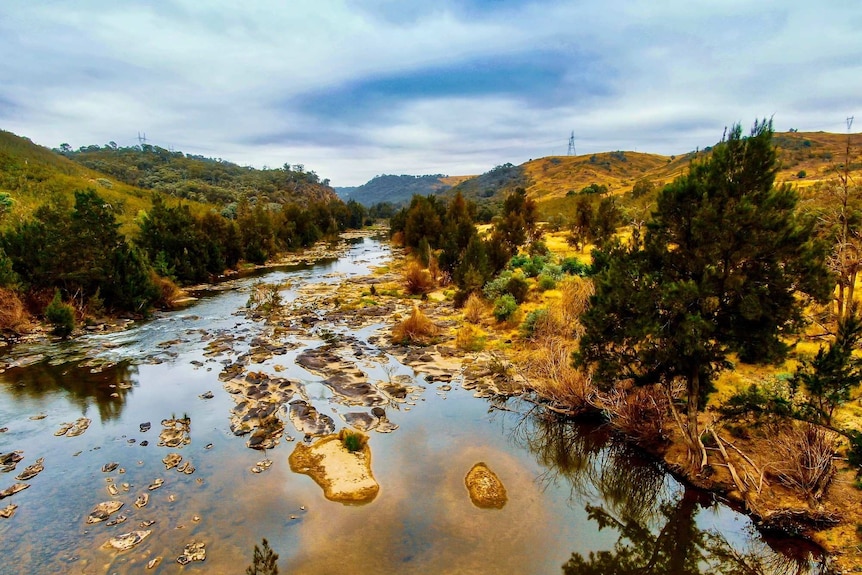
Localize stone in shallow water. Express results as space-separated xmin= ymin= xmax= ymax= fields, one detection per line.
xmin=177 ymin=541 xmax=206 ymax=564
xmin=16 ymin=458 xmax=44 ymax=481
xmin=106 ymin=530 xmax=151 ymax=551
xmin=162 ymin=453 xmax=182 ymax=470
xmin=0 ymin=483 xmax=29 ymax=500
xmin=0 ymin=451 xmax=23 ymax=472
xmin=134 ymin=493 xmax=149 ymax=508
xmin=288 ymin=430 xmax=378 ymax=504
xmin=289 ymin=400 xmax=335 ymax=437
xmin=86 ymin=501 xmax=124 ymax=524
xmin=0 ymin=503 xmax=17 ymax=518
xmin=158 ymin=418 xmax=191 ymax=448
xmin=65 ymin=418 xmax=91 ymax=437
xmin=102 ymin=462 xmax=119 ymax=473
xmin=465 ymin=462 xmax=507 ymax=509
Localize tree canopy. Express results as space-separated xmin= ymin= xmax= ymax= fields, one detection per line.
xmin=578 ymin=120 xmax=833 ymax=463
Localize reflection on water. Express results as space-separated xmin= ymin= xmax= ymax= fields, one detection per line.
xmin=515 ymin=413 xmax=828 ymax=575
xmin=0 ymin=236 xmax=835 ymax=575
xmin=1 ymin=360 xmax=138 ymax=423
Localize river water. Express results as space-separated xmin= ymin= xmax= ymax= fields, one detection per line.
xmin=0 ymin=235 xmax=828 ymax=574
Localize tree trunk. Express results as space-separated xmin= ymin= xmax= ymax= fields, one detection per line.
xmin=687 ymin=369 xmax=707 ymax=470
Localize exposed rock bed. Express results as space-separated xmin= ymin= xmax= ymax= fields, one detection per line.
xmin=288 ymin=430 xmax=379 ymax=504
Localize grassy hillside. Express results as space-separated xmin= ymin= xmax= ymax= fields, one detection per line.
xmin=0 ymin=130 xmax=167 ymax=234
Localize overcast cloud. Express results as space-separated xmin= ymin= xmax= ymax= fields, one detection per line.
xmin=1 ymin=0 xmax=859 ymax=186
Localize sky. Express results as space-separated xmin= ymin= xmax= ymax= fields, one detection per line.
xmin=1 ymin=1 xmax=860 ymax=187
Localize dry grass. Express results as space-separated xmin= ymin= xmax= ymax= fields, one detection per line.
xmin=392 ymin=305 xmax=439 ymax=345
xmin=150 ymin=271 xmax=183 ymax=308
xmin=0 ymin=287 xmax=30 ymax=333
xmin=403 ymin=261 xmax=435 ymax=295
xmin=523 ymin=336 xmax=593 ymax=413
xmin=595 ymin=384 xmax=670 ymax=445
xmin=463 ymin=293 xmax=486 ymax=324
xmin=769 ymin=422 xmax=839 ymax=501
xmin=531 ymin=276 xmax=593 ymax=339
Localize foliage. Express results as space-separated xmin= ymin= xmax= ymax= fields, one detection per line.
xmin=483 ymin=270 xmax=528 ymax=303
xmin=561 ymin=257 xmax=590 ymax=276
xmin=446 ymin=162 xmax=529 ymax=203
xmin=537 ymin=274 xmax=557 ymax=292
xmin=61 ymin=143 xmax=335 ymax=208
xmin=631 ymin=178 xmax=655 ymax=199
xmin=246 ymin=538 xmax=279 ymax=575
xmin=45 ymin=290 xmax=75 ymax=337
xmin=847 ymin=430 xmax=862 ymax=473
xmin=580 ymin=182 xmax=609 ymax=195
xmin=521 ymin=308 xmax=549 ymax=339
xmin=341 ymin=429 xmax=365 ymax=452
xmin=455 ymin=324 xmax=486 ymax=351
xmin=718 ymin=380 xmax=799 ymax=420
xmin=492 ymin=294 xmax=518 ymax=322
xmin=2 ymin=189 xmax=160 ymax=314
xmin=792 ymin=309 xmax=862 ymax=424
xmin=578 ymin=120 xmax=833 ymax=462
xmin=493 ymin=187 xmax=539 ymax=257
xmin=247 ymin=283 xmax=283 ymax=316
xmin=0 ymin=247 xmax=18 ymax=287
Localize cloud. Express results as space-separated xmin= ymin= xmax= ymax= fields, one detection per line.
xmin=1 ymin=0 xmax=860 ymax=185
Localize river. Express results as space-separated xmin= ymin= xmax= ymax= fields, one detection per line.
xmin=0 ymin=235 xmax=829 ymax=574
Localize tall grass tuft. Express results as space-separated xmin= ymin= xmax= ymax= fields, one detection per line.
xmin=770 ymin=422 xmax=838 ymax=501
xmin=523 ymin=336 xmax=594 ymax=414
xmin=391 ymin=305 xmax=439 ymax=345
xmin=0 ymin=287 xmax=29 ymax=333
xmin=403 ymin=261 xmax=435 ymax=295
xmin=463 ymin=293 xmax=486 ymax=324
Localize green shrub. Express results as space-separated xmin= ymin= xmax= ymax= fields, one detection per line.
xmin=521 ymin=308 xmax=548 ymax=338
xmin=505 ymin=273 xmax=530 ymax=303
xmin=341 ymin=429 xmax=365 ymax=452
xmin=493 ymin=294 xmax=518 ymax=322
xmin=45 ymin=290 xmax=75 ymax=337
xmin=561 ymin=257 xmax=590 ymax=276
xmin=537 ymin=274 xmax=557 ymax=291
xmin=797 ymin=170 xmax=807 ymax=178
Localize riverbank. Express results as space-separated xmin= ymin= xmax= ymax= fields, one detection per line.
xmin=369 ymin=237 xmax=862 ymax=573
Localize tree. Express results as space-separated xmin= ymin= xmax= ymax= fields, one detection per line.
xmin=591 ymin=196 xmax=622 ymax=243
xmin=494 ymin=187 xmax=539 ymax=255
xmin=246 ymin=538 xmax=279 ymax=575
xmin=578 ymin=121 xmax=832 ymax=466
xmin=793 ymin=307 xmax=862 ymax=425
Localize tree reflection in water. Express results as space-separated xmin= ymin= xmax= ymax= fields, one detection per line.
xmin=513 ymin=412 xmax=829 ymax=575
xmin=0 ymin=359 xmax=137 ymax=422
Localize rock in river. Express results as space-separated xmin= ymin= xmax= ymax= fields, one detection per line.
xmin=106 ymin=530 xmax=151 ymax=551
xmin=288 ymin=430 xmax=378 ymax=504
xmin=177 ymin=541 xmax=206 ymax=564
xmin=0 ymin=503 xmax=17 ymax=518
xmin=15 ymin=458 xmax=44 ymax=481
xmin=0 ymin=483 xmax=29 ymax=500
xmin=0 ymin=451 xmax=24 ymax=472
xmin=465 ymin=462 xmax=507 ymax=509
xmin=87 ymin=501 xmax=124 ymax=524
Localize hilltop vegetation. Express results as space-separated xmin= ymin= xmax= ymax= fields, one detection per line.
xmin=59 ymin=141 xmax=337 ymax=209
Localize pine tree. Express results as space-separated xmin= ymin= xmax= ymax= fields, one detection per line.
xmin=246 ymin=538 xmax=279 ymax=575
xmin=578 ymin=120 xmax=833 ymax=466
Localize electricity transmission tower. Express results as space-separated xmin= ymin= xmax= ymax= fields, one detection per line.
xmin=567 ymin=131 xmax=576 ymax=156
xmin=137 ymin=132 xmax=148 ymax=146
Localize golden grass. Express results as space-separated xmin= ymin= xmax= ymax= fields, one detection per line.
xmin=530 ymin=277 xmax=593 ymax=340
xmin=522 ymin=335 xmax=593 ymax=412
xmin=402 ymin=261 xmax=435 ymax=295
xmin=462 ymin=293 xmax=486 ymax=324
xmin=391 ymin=305 xmax=439 ymax=345
xmin=0 ymin=287 xmax=30 ymax=333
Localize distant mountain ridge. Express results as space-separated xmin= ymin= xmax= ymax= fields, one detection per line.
xmin=335 ymin=173 xmax=459 ymax=206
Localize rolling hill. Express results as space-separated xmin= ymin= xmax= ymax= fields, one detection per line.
xmin=335 ymin=173 xmax=464 ymax=206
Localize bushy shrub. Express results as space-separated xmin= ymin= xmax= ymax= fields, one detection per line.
xmin=456 ymin=324 xmax=485 ymax=352
xmin=537 ymin=274 xmax=557 ymax=292
xmin=493 ymin=294 xmax=518 ymax=322
xmin=45 ymin=290 xmax=75 ymax=337
xmin=561 ymin=257 xmax=590 ymax=276
xmin=521 ymin=308 xmax=548 ymax=339
xmin=528 ymin=240 xmax=550 ymax=257
xmin=483 ymin=271 xmax=512 ymax=300
xmin=505 ymin=273 xmax=530 ymax=303
xmin=340 ymin=429 xmax=367 ymax=452
xmin=0 ymin=287 xmax=28 ymax=333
